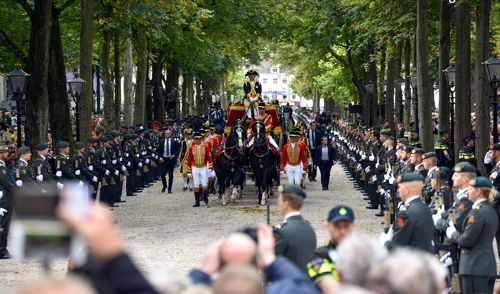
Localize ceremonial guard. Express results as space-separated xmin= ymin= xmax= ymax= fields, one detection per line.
xmin=34 ymin=143 xmax=56 ymax=188
xmin=187 ymin=132 xmax=213 ymax=207
xmin=87 ymin=137 xmax=102 ymax=199
xmin=435 ymin=129 xmax=453 ymax=168
xmin=97 ymin=137 xmax=117 ymax=207
xmin=0 ymin=146 xmax=15 ymax=259
xmin=123 ymin=134 xmax=138 ymax=196
xmin=15 ymin=146 xmax=39 ymax=191
xmin=179 ymin=129 xmax=194 ymax=191
xmin=280 ymin=131 xmax=308 ymax=186
xmin=421 ymin=152 xmax=438 ymax=205
xmin=72 ymin=142 xmax=98 ymax=194
xmin=487 ymin=143 xmax=500 ymax=255
xmin=111 ymin=131 xmax=128 ymax=201
xmin=242 ymin=70 xmax=263 ymax=119
xmin=428 ymin=167 xmax=452 ymax=212
xmin=132 ymin=134 xmax=145 ymax=191
xmin=55 ymin=141 xmax=78 ymax=186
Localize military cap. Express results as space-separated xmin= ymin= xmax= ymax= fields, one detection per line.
xmin=350 ymin=123 xmax=357 ymax=127
xmin=123 ymin=134 xmax=131 ymax=140
xmin=153 ymin=130 xmax=159 ymax=134
xmin=402 ymin=145 xmax=414 ymax=152
xmin=372 ymin=131 xmax=380 ymax=136
xmin=35 ymin=143 xmax=48 ymax=151
xmin=489 ymin=143 xmax=500 ymax=151
xmin=209 ymin=123 xmax=216 ymax=129
xmin=17 ymin=146 xmax=30 ymax=155
xmin=121 ymin=126 xmax=128 ymax=129
xmin=138 ymin=128 xmax=145 ymax=133
xmin=397 ymin=122 xmax=404 ymax=125
xmin=395 ymin=145 xmax=401 ymax=150
xmin=469 ymin=176 xmax=493 ymax=188
xmin=105 ymin=135 xmax=113 ymax=141
xmin=431 ymin=166 xmax=451 ymax=179
xmin=382 ymin=119 xmax=390 ymax=123
xmin=410 ymin=129 xmax=418 ymax=133
xmin=57 ymin=141 xmax=69 ymax=148
xmin=147 ymin=129 xmax=153 ymax=133
xmin=131 ymin=134 xmax=138 ymax=139
xmin=453 ymin=162 xmax=477 ymax=174
xmin=0 ymin=146 xmax=8 ymax=153
xmin=462 ymin=134 xmax=475 ymax=143
xmin=258 ymin=102 xmax=266 ymax=108
xmin=199 ymin=128 xmax=206 ymax=134
xmin=422 ymin=152 xmax=437 ymax=159
xmin=373 ymin=126 xmax=381 ymax=131
xmin=185 ymin=129 xmax=193 ymax=135
xmin=411 ymin=148 xmax=425 ymax=154
xmin=381 ymin=131 xmax=391 ymax=136
xmin=386 ymin=137 xmax=395 ymax=141
xmin=135 ymin=123 xmax=142 ymax=127
xmin=111 ymin=131 xmax=121 ymax=137
xmin=245 ymin=70 xmax=259 ymax=77
xmin=328 ymin=206 xmax=354 ymax=223
xmin=397 ymin=138 xmax=409 ymax=144
xmin=129 ymin=126 xmax=134 ymax=129
xmin=193 ymin=132 xmax=203 ymax=139
xmin=88 ymin=138 xmax=98 ymax=144
xmin=439 ymin=129 xmax=449 ymax=135
xmin=396 ymin=173 xmax=424 ymax=184
xmin=289 ymin=131 xmax=300 ymax=137
xmin=74 ymin=142 xmax=85 ymax=149
xmin=409 ymin=121 xmax=415 ymax=126
xmin=99 ymin=137 xmax=108 ymax=143
xmin=278 ymin=184 xmax=306 ymax=198
xmin=144 ymin=131 xmax=150 ymax=135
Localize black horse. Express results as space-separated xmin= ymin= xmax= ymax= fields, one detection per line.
xmin=212 ymin=120 xmax=247 ymax=205
xmin=249 ymin=119 xmax=278 ymax=205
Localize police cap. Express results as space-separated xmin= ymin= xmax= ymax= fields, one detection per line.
xmin=328 ymin=206 xmax=354 ymax=223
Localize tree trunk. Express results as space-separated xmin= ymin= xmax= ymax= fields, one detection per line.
xmin=404 ymin=38 xmax=411 ymax=129
xmin=416 ymin=0 xmax=433 ymax=151
xmin=133 ymin=32 xmax=147 ymax=126
xmin=113 ymin=35 xmax=121 ymax=130
xmin=101 ymin=27 xmax=113 ymax=131
xmin=438 ymin=0 xmax=453 ymax=136
xmin=47 ymin=9 xmax=73 ymax=150
xmin=152 ymin=50 xmax=164 ymax=123
xmin=79 ymin=0 xmax=94 ymax=150
xmin=393 ymin=41 xmax=403 ymax=127
xmin=474 ymin=0 xmax=491 ymax=175
xmin=123 ymin=37 xmax=133 ymax=126
xmin=25 ymin=0 xmax=51 ymax=151
xmin=455 ymin=2 xmax=472 ymax=164
xmin=195 ymin=77 xmax=201 ymax=114
xmin=379 ymin=47 xmax=386 ymax=125
xmin=386 ymin=35 xmax=397 ymax=132
xmin=186 ymin=73 xmax=194 ymax=116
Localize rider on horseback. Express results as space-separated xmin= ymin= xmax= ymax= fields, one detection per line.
xmin=242 ymin=102 xmax=280 ymax=173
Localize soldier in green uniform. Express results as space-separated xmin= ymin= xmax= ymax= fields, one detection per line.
xmin=34 ymin=143 xmax=56 ymax=189
xmin=399 ymin=145 xmax=415 ymax=174
xmin=15 ymin=146 xmax=40 ymax=191
xmin=72 ymin=142 xmax=98 ymax=191
xmin=445 ymin=177 xmax=498 ymax=294
xmin=421 ymin=152 xmax=438 ymax=205
xmin=306 ymin=206 xmax=354 ymax=293
xmin=0 ymin=146 xmax=15 ymax=259
xmin=55 ymin=141 xmax=78 ymax=187
xmin=274 ymin=185 xmax=317 ymax=274
xmin=429 ymin=166 xmax=452 ymax=212
xmin=87 ymin=138 xmax=102 ymax=199
xmin=410 ymin=148 xmax=426 ymax=177
xmin=122 ymin=134 xmax=137 ymax=196
xmin=381 ymin=173 xmax=434 ymax=253
xmin=111 ymin=131 xmax=127 ymax=203
xmin=486 ymin=143 xmax=500 ymax=257
xmin=97 ymin=137 xmax=117 ymax=207
xmin=434 ymin=129 xmax=452 ymax=168
xmin=132 ymin=134 xmax=144 ymax=191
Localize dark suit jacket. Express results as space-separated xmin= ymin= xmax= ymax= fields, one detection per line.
xmin=305 ymin=129 xmax=322 ymax=150
xmin=313 ymin=145 xmax=336 ymax=167
xmin=274 ymin=215 xmax=317 ymax=274
xmin=157 ymin=139 xmax=179 ymax=165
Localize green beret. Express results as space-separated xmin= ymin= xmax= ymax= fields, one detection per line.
xmin=402 ymin=145 xmax=414 ymax=152
xmin=35 ymin=143 xmax=48 ymax=151
xmin=145 ymin=131 xmax=150 ymax=135
xmin=278 ymin=184 xmax=306 ymax=198
xmin=147 ymin=129 xmax=153 ymax=133
xmin=88 ymin=138 xmax=98 ymax=144
xmin=132 ymin=134 xmax=139 ymax=139
xmin=431 ymin=166 xmax=451 ymax=179
xmin=17 ymin=146 xmax=30 ymax=155
xmin=453 ymin=162 xmax=477 ymax=174
xmin=469 ymin=176 xmax=493 ymax=188
xmin=386 ymin=137 xmax=395 ymax=141
xmin=57 ymin=141 xmax=69 ymax=148
xmin=153 ymin=130 xmax=159 ymax=134
xmin=411 ymin=148 xmax=425 ymax=155
xmin=0 ymin=146 xmax=8 ymax=153
xmin=373 ymin=126 xmax=381 ymax=131
xmin=422 ymin=152 xmax=437 ymax=159
xmin=381 ymin=131 xmax=391 ymax=136
xmin=106 ymin=135 xmax=114 ymax=141
xmin=123 ymin=134 xmax=131 ymax=140
xmin=74 ymin=142 xmax=85 ymax=149
xmin=397 ymin=138 xmax=409 ymax=145
xmin=99 ymin=137 xmax=108 ymax=143
xmin=396 ymin=173 xmax=424 ymax=184
xmin=111 ymin=131 xmax=121 ymax=137
xmin=489 ymin=143 xmax=500 ymax=151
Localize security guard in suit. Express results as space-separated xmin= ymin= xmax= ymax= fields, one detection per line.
xmin=0 ymin=146 xmax=15 ymax=259
xmin=34 ymin=143 xmax=56 ymax=189
xmin=274 ymin=185 xmax=317 ymax=274
xmin=445 ymin=177 xmax=498 ymax=294
xmin=381 ymin=173 xmax=434 ymax=253
xmin=459 ymin=134 xmax=477 ymax=169
xmin=15 ymin=146 xmax=40 ymax=191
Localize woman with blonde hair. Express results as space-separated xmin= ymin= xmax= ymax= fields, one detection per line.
xmin=446 ymin=176 xmax=499 ymax=294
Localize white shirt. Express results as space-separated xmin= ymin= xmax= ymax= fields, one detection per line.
xmin=457 ymin=187 xmax=470 ymax=199
xmin=404 ymin=195 xmax=421 ymax=206
xmin=284 ymin=211 xmax=301 ymax=220
xmin=20 ymin=159 xmax=28 ymax=165
xmin=427 ymin=166 xmax=437 ymax=176
xmin=291 ymin=142 xmax=296 ymax=148
xmin=472 ymin=198 xmax=487 ymax=209
xmin=39 ymin=155 xmax=46 ymax=161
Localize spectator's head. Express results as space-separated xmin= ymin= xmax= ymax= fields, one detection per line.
xmin=17 ymin=277 xmax=95 ymax=294
xmin=452 ymin=163 xmax=477 ymax=190
xmin=213 ymin=265 xmax=264 ymax=294
xmin=337 ymin=233 xmax=387 ymax=286
xmin=278 ymin=185 xmax=306 ymax=216
xmin=220 ymin=234 xmax=257 ymax=267
xmin=326 ymin=206 xmax=354 ymax=246
xmin=422 ymin=153 xmax=437 ymax=170
xmin=396 ymin=173 xmax=424 ymax=202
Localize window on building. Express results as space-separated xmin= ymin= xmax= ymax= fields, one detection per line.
xmin=283 ymin=78 xmax=288 ymax=84
xmin=272 ymin=67 xmax=279 ymax=73
xmin=263 ymin=78 xmax=267 ymax=84
xmin=292 ymin=95 xmax=296 ymax=99
xmin=283 ymin=95 xmax=287 ymax=99
xmin=273 ymin=78 xmax=278 ymax=84
xmin=264 ymin=95 xmax=268 ymax=99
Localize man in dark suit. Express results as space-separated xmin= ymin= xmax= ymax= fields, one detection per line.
xmin=313 ymin=136 xmax=336 ymax=190
xmin=274 ymin=185 xmax=317 ymax=274
xmin=158 ymin=130 xmax=179 ymax=193
xmin=306 ymin=121 xmax=322 ymax=182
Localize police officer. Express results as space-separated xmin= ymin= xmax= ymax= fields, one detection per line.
xmin=408 ymin=129 xmax=421 ymax=148
xmin=396 ymin=122 xmax=405 ymax=139
xmin=435 ymin=129 xmax=452 ymax=168
xmin=381 ymin=119 xmax=391 ymax=133
xmin=404 ymin=121 xmax=416 ymax=138
xmin=34 ymin=143 xmax=56 ymax=188
xmin=459 ymin=135 xmax=477 ymax=169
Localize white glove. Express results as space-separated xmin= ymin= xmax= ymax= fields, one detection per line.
xmin=37 ymin=175 xmax=43 ymax=182
xmin=308 ymin=161 xmax=312 ymax=166
xmin=138 ymin=163 xmax=143 ymax=167
xmin=436 ymin=204 xmax=445 ymax=216
xmin=361 ymin=154 xmax=366 ymax=160
xmin=15 ymin=180 xmax=22 ymax=187
xmin=375 ymin=162 xmax=380 ymax=168
xmin=119 ymin=157 xmax=123 ymax=161
xmin=149 ymin=146 xmax=152 ymax=150
xmin=439 ymin=252 xmax=453 ymax=267
xmin=365 ymin=167 xmax=371 ymax=173
xmin=389 ymin=176 xmax=395 ymax=185
xmin=372 ymin=175 xmax=378 ymax=182
xmin=357 ymin=164 xmax=362 ymax=171
xmin=432 ymin=213 xmax=441 ymax=226
xmin=92 ymin=176 xmax=98 ymax=182
xmin=114 ymin=170 xmax=119 ymax=176
xmin=127 ymin=162 xmax=131 ymax=167
xmin=280 ymin=171 xmax=285 ymax=176
xmin=78 ymin=181 xmax=84 ymax=187
xmin=41 ymin=189 xmax=47 ymax=193
xmin=369 ymin=155 xmax=375 ymax=161
xmin=397 ymin=201 xmax=404 ymax=210
xmin=57 ymin=182 xmax=64 ymax=190
xmin=102 ymin=160 xmax=107 ymax=164
xmin=446 ymin=221 xmax=457 ymax=239
xmin=105 ymin=170 xmax=110 ymax=176
xmin=112 ymin=160 xmax=117 ymax=164
xmin=88 ymin=165 xmax=93 ymax=171
xmin=125 ymin=153 xmax=129 ymax=157
xmin=379 ymin=227 xmax=393 ymax=245
xmin=75 ymin=170 xmax=81 ymax=176
xmin=384 ymin=174 xmax=389 ymax=181
xmin=0 ymin=208 xmax=7 ymax=216
xmin=121 ymin=166 xmax=127 ymax=171
xmin=142 ymin=152 xmax=146 ymax=156
xmin=379 ymin=188 xmax=385 ymax=195
xmin=146 ymin=159 xmax=150 ymax=164
xmin=188 ymin=173 xmax=193 ymax=179
xmin=56 ymin=171 xmax=62 ymax=177
xmin=0 ymin=191 xmax=3 ymax=199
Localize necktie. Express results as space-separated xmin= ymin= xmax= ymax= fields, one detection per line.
xmin=311 ymin=131 xmax=315 ymax=148
xmin=167 ymin=140 xmax=170 ymax=157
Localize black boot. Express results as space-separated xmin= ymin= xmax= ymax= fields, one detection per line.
xmin=193 ymin=192 xmax=200 ymax=207
xmin=209 ymin=181 xmax=216 ymax=194
xmin=203 ymin=190 xmax=209 ymax=204
xmin=241 ymin=147 xmax=250 ymax=173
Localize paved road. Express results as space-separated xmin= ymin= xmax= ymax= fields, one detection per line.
xmin=0 ymin=164 xmax=382 ymax=293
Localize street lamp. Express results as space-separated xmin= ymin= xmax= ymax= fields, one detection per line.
xmin=7 ymin=63 xmax=30 ymax=148
xmin=380 ymin=80 xmax=387 ymax=120
xmin=443 ymin=62 xmax=456 ymax=146
xmin=67 ymin=71 xmax=86 ymax=142
xmin=366 ymin=82 xmax=375 ymax=126
xmin=396 ymin=77 xmax=405 ymax=124
xmin=146 ymin=81 xmax=154 ymax=128
xmin=409 ymin=68 xmax=418 ymax=132
xmin=483 ymin=52 xmax=500 ymax=143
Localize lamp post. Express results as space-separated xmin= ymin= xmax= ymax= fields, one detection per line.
xmin=67 ymin=71 xmax=86 ymax=142
xmin=146 ymin=81 xmax=153 ymax=127
xmin=380 ymin=80 xmax=387 ymax=121
xmin=396 ymin=77 xmax=405 ymax=124
xmin=483 ymin=52 xmax=500 ymax=143
xmin=7 ymin=64 xmax=30 ymax=148
xmin=366 ymin=82 xmax=375 ymax=127
xmin=409 ymin=69 xmax=418 ymax=132
xmin=443 ymin=63 xmax=456 ymax=146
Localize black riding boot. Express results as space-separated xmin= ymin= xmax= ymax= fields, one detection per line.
xmin=193 ymin=192 xmax=200 ymax=207
xmin=209 ymin=180 xmax=216 ymax=194
xmin=242 ymin=147 xmax=250 ymax=173
xmin=203 ymin=190 xmax=209 ymax=204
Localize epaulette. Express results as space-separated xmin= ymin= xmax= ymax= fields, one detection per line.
xmin=474 ymin=205 xmax=481 ymax=209
xmin=461 ymin=192 xmax=469 ymax=198
xmin=275 ymin=219 xmax=288 ymax=229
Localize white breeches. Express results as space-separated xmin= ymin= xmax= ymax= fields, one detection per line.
xmin=248 ymin=136 xmax=279 ymax=150
xmin=285 ymin=165 xmax=302 ymax=185
xmin=206 ymin=162 xmax=215 ymax=180
xmin=193 ymin=166 xmax=208 ymax=189
xmin=184 ymin=177 xmax=193 ymax=188
xmin=246 ymin=108 xmax=258 ymax=119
